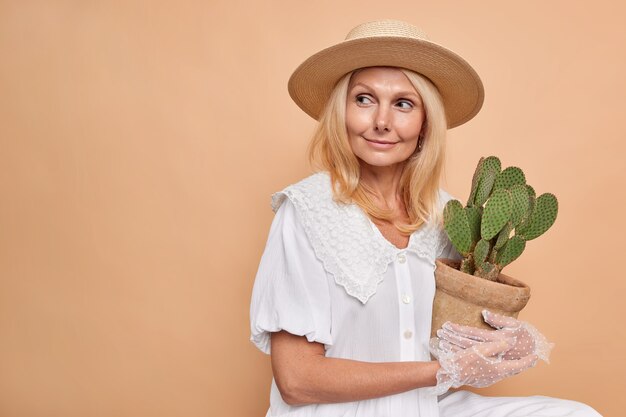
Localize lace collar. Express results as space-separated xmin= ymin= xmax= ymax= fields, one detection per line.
xmin=271 ymin=172 xmax=450 ymax=304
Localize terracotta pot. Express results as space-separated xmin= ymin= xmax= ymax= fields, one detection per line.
xmin=430 ymin=258 xmax=531 ymax=338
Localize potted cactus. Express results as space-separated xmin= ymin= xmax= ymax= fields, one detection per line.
xmin=430 ymin=155 xmax=558 ymax=337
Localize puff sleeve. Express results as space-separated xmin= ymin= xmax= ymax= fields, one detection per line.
xmin=249 ymin=197 xmax=333 ymax=355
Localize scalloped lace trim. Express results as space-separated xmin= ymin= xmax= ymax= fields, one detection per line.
xmin=271 ymin=172 xmax=449 ymax=304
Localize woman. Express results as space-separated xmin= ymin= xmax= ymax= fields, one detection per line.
xmin=249 ymin=20 xmax=601 ymax=417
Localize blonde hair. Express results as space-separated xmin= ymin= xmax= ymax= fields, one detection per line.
xmin=307 ymin=67 xmax=448 ymax=234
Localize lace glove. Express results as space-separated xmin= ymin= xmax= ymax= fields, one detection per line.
xmin=437 ymin=309 xmax=554 ymax=362
xmin=426 ymin=337 xmax=538 ymax=396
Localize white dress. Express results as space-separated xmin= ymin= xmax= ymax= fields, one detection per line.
xmin=249 ymin=171 xmax=602 ymax=417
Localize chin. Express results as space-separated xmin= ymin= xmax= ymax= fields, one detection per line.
xmin=357 ymin=155 xmax=410 ymax=168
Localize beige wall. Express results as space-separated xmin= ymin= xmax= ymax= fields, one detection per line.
xmin=0 ymin=1 xmax=623 ymax=416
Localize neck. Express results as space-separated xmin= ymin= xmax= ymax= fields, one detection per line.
xmin=359 ymin=161 xmax=406 ymax=210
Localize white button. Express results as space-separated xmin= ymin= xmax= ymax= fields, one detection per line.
xmin=403 ymin=330 xmax=413 ymax=339
xmin=402 ymin=294 xmax=411 ymax=304
xmin=397 ymin=253 xmax=406 ymax=263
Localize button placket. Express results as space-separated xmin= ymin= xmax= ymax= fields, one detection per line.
xmin=395 ymin=250 xmax=415 ymax=361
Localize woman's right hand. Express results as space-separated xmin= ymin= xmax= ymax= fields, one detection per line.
xmin=436 ymin=310 xmax=554 ymax=363
xmin=427 ymin=337 xmax=538 ymax=395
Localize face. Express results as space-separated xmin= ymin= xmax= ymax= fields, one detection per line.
xmin=345 ymin=67 xmax=425 ymax=169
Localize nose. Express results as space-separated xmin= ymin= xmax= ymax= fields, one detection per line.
xmin=375 ymin=119 xmax=390 ymax=132
xmin=374 ymin=105 xmax=391 ymax=132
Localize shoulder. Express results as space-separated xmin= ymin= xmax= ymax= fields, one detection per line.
xmin=271 ymin=171 xmax=333 ymax=213
xmin=436 ymin=188 xmax=460 ymax=213
xmin=437 ymin=188 xmax=456 ymax=202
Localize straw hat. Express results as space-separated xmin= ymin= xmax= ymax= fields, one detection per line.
xmin=287 ymin=19 xmax=484 ymax=129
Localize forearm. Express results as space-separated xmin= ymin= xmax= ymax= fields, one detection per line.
xmin=284 ymin=356 xmax=440 ymax=406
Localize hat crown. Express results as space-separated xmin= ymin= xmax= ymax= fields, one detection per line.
xmin=345 ymin=19 xmax=430 ymax=42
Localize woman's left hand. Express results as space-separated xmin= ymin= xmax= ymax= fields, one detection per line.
xmin=436 ymin=310 xmax=554 ymax=363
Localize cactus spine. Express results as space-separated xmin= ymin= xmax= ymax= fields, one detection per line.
xmin=443 ymin=156 xmax=558 ymax=281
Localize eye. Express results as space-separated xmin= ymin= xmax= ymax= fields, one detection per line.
xmin=355 ymin=94 xmax=373 ymax=105
xmin=396 ymin=100 xmax=414 ymax=109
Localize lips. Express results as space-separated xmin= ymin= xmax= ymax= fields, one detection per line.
xmin=363 ymin=137 xmax=398 ymax=145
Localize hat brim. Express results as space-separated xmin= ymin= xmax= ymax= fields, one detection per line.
xmin=287 ymin=36 xmax=484 ymax=129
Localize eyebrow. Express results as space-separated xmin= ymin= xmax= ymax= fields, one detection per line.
xmin=349 ymin=82 xmax=422 ymax=101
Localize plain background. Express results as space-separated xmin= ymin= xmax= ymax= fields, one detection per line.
xmin=0 ymin=1 xmax=623 ymax=416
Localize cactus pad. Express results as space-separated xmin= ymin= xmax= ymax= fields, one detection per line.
xmin=509 ymin=184 xmax=530 ymax=227
xmin=494 ymin=221 xmax=513 ymax=250
xmin=467 ymin=157 xmax=485 ymax=207
xmin=483 ymin=156 xmax=502 ymax=173
xmin=517 ymin=185 xmax=536 ymax=230
xmin=474 ymin=156 xmax=501 ymax=206
xmin=481 ymin=188 xmax=512 ymax=240
xmin=516 ymin=193 xmax=558 ymax=241
xmin=465 ymin=206 xmax=482 ymax=245
xmin=443 ymin=199 xmax=472 ymax=256
xmin=473 ymin=239 xmax=491 ymax=265
xmin=493 ymin=166 xmax=526 ymax=191
xmin=495 ymin=235 xmax=526 ymax=267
